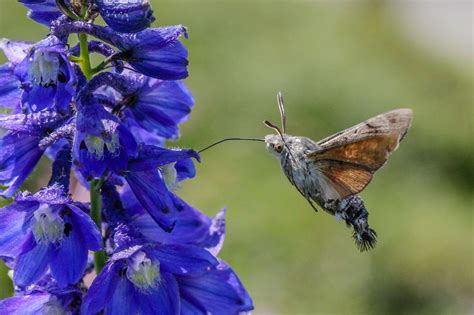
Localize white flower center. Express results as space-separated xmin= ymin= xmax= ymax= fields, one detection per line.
xmin=127 ymin=251 xmax=160 ymax=291
xmin=84 ymin=133 xmax=120 ymax=159
xmin=161 ymin=163 xmax=180 ymax=192
xmin=43 ymin=296 xmax=69 ymax=315
xmin=28 ymin=50 xmax=60 ymax=86
xmin=31 ymin=204 xmax=65 ymax=245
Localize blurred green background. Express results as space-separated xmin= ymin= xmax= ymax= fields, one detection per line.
xmin=0 ymin=1 xmax=472 ymax=314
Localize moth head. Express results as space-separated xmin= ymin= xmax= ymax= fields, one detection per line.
xmin=264 ymin=91 xmax=287 ymax=157
xmin=265 ymin=134 xmax=285 ymax=156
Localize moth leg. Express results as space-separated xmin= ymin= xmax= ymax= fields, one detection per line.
xmin=292 ymin=184 xmax=319 ymax=212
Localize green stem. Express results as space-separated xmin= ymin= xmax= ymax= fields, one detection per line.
xmin=90 ymin=179 xmax=106 ymax=274
xmin=79 ymin=33 xmax=106 ymax=273
xmin=78 ymin=33 xmax=92 ymax=80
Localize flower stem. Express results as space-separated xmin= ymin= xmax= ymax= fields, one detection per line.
xmin=78 ymin=33 xmax=93 ymax=80
xmin=90 ymin=179 xmax=106 ymax=274
xmin=79 ymin=33 xmax=106 ymax=273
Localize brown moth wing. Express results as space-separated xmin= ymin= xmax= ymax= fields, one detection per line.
xmin=308 ymin=109 xmax=412 ymax=199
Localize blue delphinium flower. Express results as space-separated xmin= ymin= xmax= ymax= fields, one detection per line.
xmin=18 ymin=0 xmax=62 ymax=26
xmin=124 ymin=145 xmax=199 ymax=231
xmin=0 ymin=110 xmax=67 ymax=197
xmin=14 ymin=35 xmax=77 ymax=113
xmin=93 ymin=71 xmax=194 ymax=142
xmin=0 ymin=275 xmax=83 ymax=315
xmin=0 ymin=1 xmax=254 ymax=313
xmin=0 ymin=185 xmax=102 ymax=287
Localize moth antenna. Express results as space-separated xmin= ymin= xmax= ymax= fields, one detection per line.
xmin=198 ymin=137 xmax=265 ymax=153
xmin=263 ymin=120 xmax=283 ymax=137
xmin=276 ymin=91 xmax=286 ymax=134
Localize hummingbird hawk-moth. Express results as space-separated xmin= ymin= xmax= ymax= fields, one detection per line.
xmin=263 ymin=93 xmax=412 ymax=251
xmin=199 ymin=92 xmax=412 ymax=251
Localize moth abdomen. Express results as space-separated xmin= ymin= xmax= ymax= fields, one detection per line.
xmin=338 ymin=195 xmax=377 ymax=251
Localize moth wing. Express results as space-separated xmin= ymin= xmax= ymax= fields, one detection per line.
xmin=308 ymin=109 xmax=412 ymax=198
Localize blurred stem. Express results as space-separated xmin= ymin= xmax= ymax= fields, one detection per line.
xmin=90 ymin=179 xmax=106 ymax=274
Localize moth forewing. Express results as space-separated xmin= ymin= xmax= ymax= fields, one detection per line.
xmin=306 ymin=108 xmax=413 ymax=198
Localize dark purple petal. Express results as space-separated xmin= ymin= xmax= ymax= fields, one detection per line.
xmin=147 ymin=244 xmax=218 ymax=277
xmin=121 ymin=77 xmax=193 ymax=139
xmin=128 ymin=145 xmax=199 ymax=171
xmin=18 ymin=0 xmax=62 ymax=26
xmin=178 ymin=261 xmax=254 ymax=315
xmin=135 ymin=272 xmax=180 ymax=315
xmin=175 ymin=158 xmax=196 ymax=181
xmin=125 ymin=169 xmax=176 ymax=232
xmin=96 ymin=0 xmax=155 ymax=33
xmin=114 ymin=26 xmax=188 ymax=80
xmin=129 ymin=192 xmax=211 ymax=245
xmin=0 ymin=63 xmax=21 ymax=110
xmin=0 ymin=132 xmax=43 ymax=198
xmin=104 ymin=276 xmax=140 ymax=315
xmin=81 ymin=261 xmax=123 ymax=315
xmin=0 ymin=291 xmax=50 ymax=315
xmin=13 ymin=234 xmax=50 ymax=288
xmin=0 ymin=203 xmax=32 ymax=262
xmin=48 ymin=214 xmax=89 ymax=287
xmin=67 ymin=204 xmax=102 ymax=251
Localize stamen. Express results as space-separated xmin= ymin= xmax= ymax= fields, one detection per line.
xmin=31 ymin=204 xmax=65 ymax=245
xmin=28 ymin=50 xmax=60 ymax=86
xmin=161 ymin=163 xmax=180 ymax=192
xmin=126 ymin=251 xmax=160 ymax=291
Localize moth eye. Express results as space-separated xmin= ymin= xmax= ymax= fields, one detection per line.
xmin=274 ymin=143 xmax=283 ymax=153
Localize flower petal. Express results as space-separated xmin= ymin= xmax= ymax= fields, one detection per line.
xmin=0 ymin=203 xmax=33 ymax=263
xmin=13 ymin=234 xmax=49 ymax=288
xmin=81 ymin=261 xmax=122 ymax=315
xmin=178 ymin=261 xmax=254 ymax=315
xmin=148 ymin=244 xmax=218 ymax=277
xmin=0 ymin=132 xmax=43 ymax=198
xmin=49 ymin=214 xmax=88 ymax=287
xmin=135 ymin=272 xmax=180 ymax=315
xmin=96 ymin=0 xmax=155 ymax=33
xmin=67 ymin=204 xmax=102 ymax=251
xmin=0 ymin=291 xmax=50 ymax=315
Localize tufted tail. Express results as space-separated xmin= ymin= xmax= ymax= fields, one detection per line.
xmin=341 ymin=195 xmax=378 ymax=251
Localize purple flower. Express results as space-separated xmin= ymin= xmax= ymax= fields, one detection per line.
xmin=178 ymin=260 xmax=254 ymax=315
xmin=0 ymin=110 xmax=66 ymax=197
xmin=81 ymin=222 xmax=218 ymax=315
xmin=17 ymin=0 xmax=62 ymax=26
xmin=0 ymin=63 xmax=22 ymax=111
xmin=113 ymin=26 xmax=189 ymax=80
xmin=96 ymin=0 xmax=156 ymax=33
xmin=0 ymin=275 xmax=82 ymax=315
xmin=125 ymin=145 xmax=199 ymax=232
xmin=0 ymin=186 xmax=102 ymax=288
xmin=73 ymin=81 xmax=137 ymax=179
xmin=14 ymin=36 xmax=76 ymax=113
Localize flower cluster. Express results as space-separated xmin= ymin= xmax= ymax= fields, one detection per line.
xmin=0 ymin=1 xmax=253 ymax=314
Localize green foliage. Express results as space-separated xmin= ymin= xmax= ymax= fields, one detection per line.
xmin=0 ymin=1 xmax=471 ymax=314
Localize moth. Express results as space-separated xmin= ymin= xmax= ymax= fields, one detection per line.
xmin=199 ymin=93 xmax=412 ymax=251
